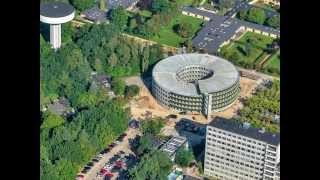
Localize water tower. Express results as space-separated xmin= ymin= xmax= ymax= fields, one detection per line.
xmin=40 ymin=2 xmax=75 ymax=50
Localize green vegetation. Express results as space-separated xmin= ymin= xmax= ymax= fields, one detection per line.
xmin=219 ymin=32 xmax=275 ymax=69
xmin=149 ymin=14 xmax=204 ymax=47
xmin=238 ymin=7 xmax=266 ymax=25
xmin=151 ymin=0 xmax=171 ymax=14
xmin=110 ymin=6 xmax=129 ymax=31
xmin=125 ymin=85 xmax=140 ymax=99
xmin=111 ymin=78 xmax=126 ymax=96
xmin=70 ymin=0 xmax=95 ymax=11
xmin=129 ymin=150 xmax=173 ymax=180
xmin=99 ymin=0 xmax=106 ymax=11
xmin=140 ymin=118 xmax=165 ymax=135
xmin=262 ymin=50 xmax=280 ymax=76
xmin=175 ymin=149 xmax=195 ymax=167
xmin=126 ymin=0 xmax=203 ymax=47
xmin=238 ymin=80 xmax=280 ymax=133
xmin=266 ymin=15 xmax=280 ymax=29
xmin=41 ymin=22 xmax=165 ymax=179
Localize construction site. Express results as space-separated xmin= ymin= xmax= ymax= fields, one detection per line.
xmin=125 ymin=71 xmax=263 ymax=125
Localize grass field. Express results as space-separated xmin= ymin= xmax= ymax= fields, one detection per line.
xmin=220 ymin=32 xmax=275 ymax=69
xmin=263 ymin=50 xmax=280 ymax=76
xmin=150 ymin=14 xmax=204 ymax=47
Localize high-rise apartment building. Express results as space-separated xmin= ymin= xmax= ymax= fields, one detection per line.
xmin=204 ymin=117 xmax=280 ymax=180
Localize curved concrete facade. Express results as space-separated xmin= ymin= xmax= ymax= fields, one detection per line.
xmin=152 ymin=53 xmax=240 ymax=116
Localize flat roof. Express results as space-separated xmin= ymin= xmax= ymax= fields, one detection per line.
xmin=153 ymin=54 xmax=239 ymax=97
xmin=40 ymin=2 xmax=74 ymax=18
xmin=161 ymin=136 xmax=187 ymax=157
xmin=209 ymin=117 xmax=280 ymax=146
xmin=182 ymin=6 xmax=279 ymax=53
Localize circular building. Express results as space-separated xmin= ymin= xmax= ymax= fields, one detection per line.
xmin=40 ymin=2 xmax=75 ymax=49
xmin=152 ymin=53 xmax=240 ymax=116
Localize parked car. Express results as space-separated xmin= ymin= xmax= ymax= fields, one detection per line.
xmin=88 ymin=162 xmax=95 ymax=166
xmin=76 ymin=175 xmax=84 ymax=180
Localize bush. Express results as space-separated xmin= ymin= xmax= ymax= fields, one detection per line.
xmin=111 ymin=78 xmax=126 ymax=96
xmin=125 ymin=85 xmax=140 ymax=98
xmin=266 ymin=15 xmax=280 ymax=28
xmin=140 ymin=118 xmax=164 ymax=135
xmin=174 ymin=22 xmax=193 ymax=38
xmin=175 ymin=149 xmax=194 ymax=167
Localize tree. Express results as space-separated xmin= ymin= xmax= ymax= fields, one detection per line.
xmin=99 ymin=0 xmax=106 ymax=11
xmin=71 ymin=0 xmax=95 ymax=11
xmin=246 ymin=7 xmax=266 ymax=25
xmin=41 ymin=111 xmax=65 ymax=129
xmin=238 ymin=9 xmax=247 ymax=20
xmin=140 ymin=118 xmax=164 ymax=135
xmin=218 ymin=0 xmax=235 ymax=10
xmin=175 ymin=149 xmax=194 ymax=167
xmin=111 ymin=78 xmax=126 ymax=96
xmin=125 ymin=85 xmax=140 ymax=98
xmin=175 ymin=22 xmax=193 ymax=38
xmin=141 ymin=46 xmax=150 ymax=73
xmin=137 ymin=135 xmax=153 ymax=154
xmin=129 ymin=151 xmax=173 ymax=180
xmin=266 ymin=15 xmax=280 ymax=28
xmin=109 ymin=6 xmax=129 ymax=31
xmin=151 ymin=0 xmax=170 ymax=13
xmin=129 ymin=18 xmax=138 ymax=32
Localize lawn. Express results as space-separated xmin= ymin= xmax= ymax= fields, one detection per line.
xmin=176 ymin=0 xmax=195 ymax=6
xmin=219 ymin=32 xmax=275 ymax=69
xmin=262 ymin=50 xmax=280 ymax=76
xmin=150 ymin=14 xmax=204 ymax=47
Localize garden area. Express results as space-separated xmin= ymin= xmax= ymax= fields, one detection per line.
xmin=262 ymin=50 xmax=280 ymax=76
xmin=219 ymin=31 xmax=278 ymax=71
xmin=124 ymin=0 xmax=204 ymax=47
xmin=149 ymin=14 xmax=204 ymax=47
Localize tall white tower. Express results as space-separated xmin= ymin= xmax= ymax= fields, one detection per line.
xmin=40 ymin=2 xmax=75 ymax=50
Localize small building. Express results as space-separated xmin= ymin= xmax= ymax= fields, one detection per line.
xmin=160 ymin=136 xmax=188 ymax=161
xmin=47 ymin=97 xmax=74 ymax=117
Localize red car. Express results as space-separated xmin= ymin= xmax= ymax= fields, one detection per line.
xmin=76 ymin=175 xmax=84 ymax=180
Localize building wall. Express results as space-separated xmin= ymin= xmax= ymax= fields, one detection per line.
xmin=204 ymin=125 xmax=279 ymax=180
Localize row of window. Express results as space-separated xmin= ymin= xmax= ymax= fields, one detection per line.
xmin=207 ymin=134 xmax=266 ymax=153
xmin=208 ymin=127 xmax=266 ymax=147
xmin=206 ymin=155 xmax=262 ymax=175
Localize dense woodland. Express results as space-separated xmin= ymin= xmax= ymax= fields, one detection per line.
xmin=40 ymin=21 xmax=164 ymax=179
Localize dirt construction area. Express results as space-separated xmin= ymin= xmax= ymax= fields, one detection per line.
xmin=125 ymin=76 xmax=259 ymax=125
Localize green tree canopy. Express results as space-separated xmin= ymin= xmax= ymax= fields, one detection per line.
xmin=266 ymin=15 xmax=280 ymax=28
xmin=151 ymin=0 xmax=170 ymax=13
xmin=129 ymin=150 xmax=173 ymax=180
xmin=175 ymin=22 xmax=193 ymax=38
xmin=125 ymin=85 xmax=140 ymax=98
xmin=246 ymin=7 xmax=266 ymax=25
xmin=70 ymin=0 xmax=95 ymax=11
xmin=111 ymin=78 xmax=126 ymax=96
xmin=110 ymin=6 xmax=129 ymax=31
xmin=175 ymin=148 xmax=194 ymax=167
xmin=140 ymin=118 xmax=165 ymax=135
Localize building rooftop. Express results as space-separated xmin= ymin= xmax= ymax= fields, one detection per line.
xmin=182 ymin=6 xmax=279 ymax=54
xmin=40 ymin=2 xmax=75 ymax=18
xmin=83 ymin=0 xmax=138 ymax=21
xmin=160 ymin=136 xmax=187 ymax=158
xmin=153 ymin=54 xmax=239 ymax=96
xmin=209 ymin=117 xmax=280 ymax=146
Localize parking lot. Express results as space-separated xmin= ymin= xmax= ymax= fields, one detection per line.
xmin=77 ymin=128 xmax=140 ymax=180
